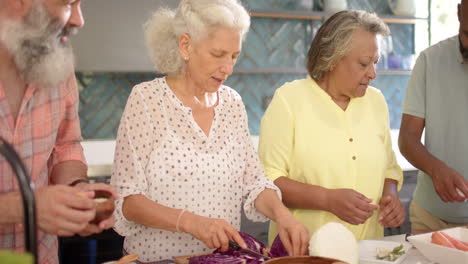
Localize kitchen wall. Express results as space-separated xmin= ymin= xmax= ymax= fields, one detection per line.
xmin=75 ymin=0 xmax=428 ymax=139
xmin=73 ymin=0 xmax=178 ymax=72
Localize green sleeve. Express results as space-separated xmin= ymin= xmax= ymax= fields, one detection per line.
xmin=402 ymin=51 xmax=427 ymax=118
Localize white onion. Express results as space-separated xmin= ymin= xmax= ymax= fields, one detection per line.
xmin=308 ymin=222 xmax=358 ymax=264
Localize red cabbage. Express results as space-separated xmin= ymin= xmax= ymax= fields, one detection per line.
xmin=239 ymin=232 xmax=265 ymax=253
xmin=268 ymin=235 xmax=289 ymax=258
xmin=188 ymin=254 xmax=246 ymax=264
xmin=209 ymin=232 xmax=267 ymax=264
xmin=213 ymin=232 xmax=265 ymax=256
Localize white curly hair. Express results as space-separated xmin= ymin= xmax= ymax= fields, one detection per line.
xmin=144 ymin=0 xmax=250 ymax=74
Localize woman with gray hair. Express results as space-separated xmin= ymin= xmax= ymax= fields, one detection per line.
xmin=110 ymin=0 xmax=309 ymax=261
xmin=259 ymin=10 xmax=405 ymax=243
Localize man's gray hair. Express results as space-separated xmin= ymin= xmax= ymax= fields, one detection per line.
xmin=307 ymin=10 xmax=389 ymax=81
xmin=144 ymin=0 xmax=250 ymax=75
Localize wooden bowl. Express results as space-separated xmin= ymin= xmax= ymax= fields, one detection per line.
xmin=91 ymin=190 xmax=115 ymax=224
xmin=264 ymin=256 xmax=347 ymax=264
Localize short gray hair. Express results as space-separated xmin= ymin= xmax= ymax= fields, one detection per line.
xmin=144 ymin=0 xmax=250 ymax=74
xmin=307 ymin=10 xmax=389 ymax=81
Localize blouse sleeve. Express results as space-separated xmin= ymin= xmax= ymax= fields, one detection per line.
xmin=379 ymin=93 xmax=404 ymax=190
xmin=111 ymin=85 xmax=155 ymax=237
xmin=258 ymin=88 xmax=294 ymax=181
xmin=238 ymin=102 xmax=281 ymax=222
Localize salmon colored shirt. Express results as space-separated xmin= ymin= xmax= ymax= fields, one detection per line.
xmin=259 ymin=77 xmax=402 ymax=243
xmin=0 ymin=73 xmax=86 ymax=264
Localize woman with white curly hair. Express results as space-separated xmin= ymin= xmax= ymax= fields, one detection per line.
xmin=110 ymin=0 xmax=309 ymax=261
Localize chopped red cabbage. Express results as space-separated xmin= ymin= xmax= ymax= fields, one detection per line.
xmin=188 ymin=254 xmax=246 ymax=264
xmin=239 ymin=232 xmax=265 ymax=253
xmin=268 ymin=235 xmax=289 ymax=258
xmin=208 ymin=232 xmax=267 ymax=264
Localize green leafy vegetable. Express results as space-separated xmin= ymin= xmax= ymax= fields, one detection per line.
xmin=376 ymin=244 xmax=406 ymax=261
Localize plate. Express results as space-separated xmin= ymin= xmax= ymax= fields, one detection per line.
xmin=407 ymin=227 xmax=468 ymax=264
xmin=358 ymin=240 xmax=411 ymax=264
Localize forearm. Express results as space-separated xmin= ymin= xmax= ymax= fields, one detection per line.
xmin=274 ymin=176 xmax=329 ymax=211
xmin=50 ymin=160 xmax=87 ymax=185
xmin=254 ymin=188 xmax=291 ymax=222
xmin=399 ymin=135 xmax=446 ymax=179
xmin=122 ymin=194 xmax=184 ymax=232
xmin=382 ymin=179 xmax=398 ymax=197
xmin=0 ymin=192 xmax=23 ymax=225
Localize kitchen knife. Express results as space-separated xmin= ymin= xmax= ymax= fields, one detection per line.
xmin=228 ymin=240 xmax=270 ymax=260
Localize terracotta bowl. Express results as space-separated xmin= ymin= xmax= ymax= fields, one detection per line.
xmin=91 ymin=190 xmax=115 ymax=224
xmin=264 ymin=256 xmax=347 ymax=264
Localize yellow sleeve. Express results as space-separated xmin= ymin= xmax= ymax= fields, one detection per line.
xmin=258 ymin=88 xmax=294 ymax=182
xmin=380 ymin=94 xmax=403 ymax=190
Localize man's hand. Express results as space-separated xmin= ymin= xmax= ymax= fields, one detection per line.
xmin=36 ymin=183 xmax=118 ymax=237
xmin=36 ymin=185 xmax=95 ymax=237
xmin=431 ymin=165 xmax=468 ymax=202
xmin=72 ymin=182 xmax=118 ymax=236
xmin=77 ymin=215 xmax=116 ymax=236
xmin=72 ymin=182 xmax=119 ymax=200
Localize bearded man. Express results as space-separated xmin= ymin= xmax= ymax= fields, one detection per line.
xmin=0 ymin=1 xmax=116 ymax=263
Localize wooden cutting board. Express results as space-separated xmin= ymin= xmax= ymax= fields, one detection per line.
xmin=173 ymin=253 xmax=209 ymax=264
xmin=174 ymin=253 xmax=247 ymax=264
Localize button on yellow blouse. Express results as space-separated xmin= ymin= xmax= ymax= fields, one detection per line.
xmin=259 ymin=78 xmax=402 ymax=243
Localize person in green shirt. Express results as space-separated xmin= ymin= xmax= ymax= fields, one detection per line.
xmin=399 ymin=0 xmax=468 ymax=233
xmin=259 ymin=10 xmax=405 ymax=242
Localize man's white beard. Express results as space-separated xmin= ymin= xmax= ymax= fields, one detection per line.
xmin=0 ymin=3 xmax=76 ymax=88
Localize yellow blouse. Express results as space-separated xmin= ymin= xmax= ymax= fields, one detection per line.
xmin=259 ymin=77 xmax=402 ymax=243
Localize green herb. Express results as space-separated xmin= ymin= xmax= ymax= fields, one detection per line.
xmin=376 ymin=244 xmax=406 ymax=261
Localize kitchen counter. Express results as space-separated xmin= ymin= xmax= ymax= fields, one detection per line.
xmin=103 ymin=234 xmax=432 ymax=264
xmin=82 ymin=140 xmax=115 ymax=177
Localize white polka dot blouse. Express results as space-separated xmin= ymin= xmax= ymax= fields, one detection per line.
xmin=110 ymin=77 xmax=280 ymax=262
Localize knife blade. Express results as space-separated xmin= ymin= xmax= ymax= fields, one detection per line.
xmin=228 ymin=240 xmax=270 ymax=260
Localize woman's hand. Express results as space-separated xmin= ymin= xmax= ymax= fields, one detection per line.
xmin=378 ymin=195 xmax=405 ymax=227
xmin=276 ymin=214 xmax=310 ymax=256
xmin=180 ymin=213 xmax=246 ymax=252
xmin=253 ymin=188 xmax=308 ymax=255
xmin=326 ymin=189 xmax=379 ymax=225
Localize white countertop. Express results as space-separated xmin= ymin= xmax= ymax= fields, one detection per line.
xmin=82 ymin=129 xmax=417 ymax=176
xmin=379 ymin=234 xmax=432 ymax=264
